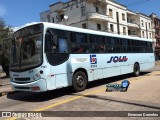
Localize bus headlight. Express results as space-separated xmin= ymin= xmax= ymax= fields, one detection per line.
xmin=33 ymin=72 xmax=41 ymax=81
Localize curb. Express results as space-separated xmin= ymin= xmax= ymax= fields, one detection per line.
xmin=0 ymin=89 xmax=13 ymax=97
xmin=0 ymin=84 xmax=10 ymax=86
xmin=155 ymin=61 xmax=160 ymax=65
xmin=0 ymin=84 xmax=13 ymax=97
xmin=0 ymin=92 xmax=7 ymax=97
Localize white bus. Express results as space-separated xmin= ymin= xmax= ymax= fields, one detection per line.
xmin=10 ymin=22 xmax=155 ymax=92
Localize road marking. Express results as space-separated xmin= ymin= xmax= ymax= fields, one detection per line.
xmin=34 ymin=88 xmax=104 ymax=111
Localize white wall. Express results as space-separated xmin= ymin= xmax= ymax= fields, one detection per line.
xmin=139 ymin=14 xmax=152 ymax=38
xmin=107 ymin=2 xmax=127 ymax=35
xmin=88 ymin=20 xmax=107 ymax=31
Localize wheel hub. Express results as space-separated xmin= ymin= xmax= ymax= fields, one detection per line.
xmin=76 ymin=76 xmax=84 ymax=87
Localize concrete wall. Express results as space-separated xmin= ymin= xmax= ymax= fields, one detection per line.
xmin=40 ymin=10 xmax=50 ymax=22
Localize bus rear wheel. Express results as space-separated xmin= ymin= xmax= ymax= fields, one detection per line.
xmin=72 ymin=71 xmax=87 ymax=92
xmin=133 ymin=63 xmax=140 ymax=77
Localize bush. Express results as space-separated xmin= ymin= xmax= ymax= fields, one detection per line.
xmin=0 ymin=17 xmax=12 ymax=76
xmin=0 ymin=51 xmax=10 ymax=76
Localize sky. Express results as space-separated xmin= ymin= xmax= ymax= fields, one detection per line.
xmin=0 ymin=0 xmax=159 ymax=28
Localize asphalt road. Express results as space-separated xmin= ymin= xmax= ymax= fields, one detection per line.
xmin=0 ymin=66 xmax=160 ymax=120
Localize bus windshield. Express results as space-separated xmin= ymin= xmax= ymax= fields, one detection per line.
xmin=10 ymin=24 xmax=43 ymax=71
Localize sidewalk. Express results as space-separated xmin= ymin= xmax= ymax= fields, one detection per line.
xmin=155 ymin=60 xmax=160 ymax=65
xmin=0 ymin=72 xmax=13 ymax=97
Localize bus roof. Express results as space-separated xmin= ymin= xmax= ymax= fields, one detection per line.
xmin=16 ymin=22 xmax=153 ymax=42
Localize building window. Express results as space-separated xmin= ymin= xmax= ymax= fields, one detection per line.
xmin=149 ymin=23 xmax=151 ymax=29
xmin=97 ymin=23 xmax=101 ymax=30
xmin=128 ymin=30 xmax=131 ymax=35
xmin=141 ymin=20 xmax=144 ymax=27
xmin=47 ymin=15 xmax=50 ymax=22
xmin=81 ymin=6 xmax=86 ymax=16
xmin=110 ymin=24 xmax=114 ymax=32
xmin=154 ymin=21 xmax=156 ymax=27
xmin=60 ymin=14 xmax=64 ymax=21
xmin=82 ymin=23 xmax=87 ymax=29
xmin=109 ymin=9 xmax=113 ymax=18
xmin=95 ymin=6 xmax=99 ymax=13
xmin=52 ymin=17 xmax=54 ymax=23
xmin=149 ymin=33 xmax=152 ymax=39
xmin=122 ymin=13 xmax=125 ymax=21
xmin=123 ymin=27 xmax=126 ymax=35
xmin=142 ymin=31 xmax=145 ymax=38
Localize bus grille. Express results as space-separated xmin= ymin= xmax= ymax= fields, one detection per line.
xmin=14 ymin=78 xmax=30 ymax=81
xmin=14 ymin=86 xmax=30 ymax=90
xmin=12 ymin=78 xmax=31 ymax=84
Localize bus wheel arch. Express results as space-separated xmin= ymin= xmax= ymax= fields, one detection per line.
xmin=133 ymin=62 xmax=140 ymax=77
xmin=72 ymin=68 xmax=88 ymax=92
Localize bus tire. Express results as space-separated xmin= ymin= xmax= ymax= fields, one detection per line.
xmin=72 ymin=71 xmax=87 ymax=92
xmin=133 ymin=63 xmax=140 ymax=77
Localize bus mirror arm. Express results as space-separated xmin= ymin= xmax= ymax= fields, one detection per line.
xmin=45 ymin=34 xmax=57 ymax=46
xmin=51 ymin=36 xmax=57 ymax=46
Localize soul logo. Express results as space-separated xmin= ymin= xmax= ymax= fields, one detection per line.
xmin=107 ymin=56 xmax=128 ymax=63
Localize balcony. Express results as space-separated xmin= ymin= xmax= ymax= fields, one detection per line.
xmin=155 ymin=34 xmax=160 ymax=39
xmin=155 ymin=26 xmax=160 ymax=30
xmin=127 ymin=19 xmax=139 ymax=28
xmin=152 ymin=29 xmax=156 ymax=32
xmin=128 ymin=31 xmax=139 ymax=37
xmin=87 ymin=12 xmax=109 ymax=22
xmin=128 ymin=34 xmax=139 ymax=37
xmin=127 ymin=23 xmax=139 ymax=28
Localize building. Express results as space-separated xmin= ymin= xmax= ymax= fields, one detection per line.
xmin=40 ymin=0 xmax=154 ymax=41
xmin=150 ymin=13 xmax=160 ymax=60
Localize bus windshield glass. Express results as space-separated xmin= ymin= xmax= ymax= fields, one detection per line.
xmin=10 ymin=24 xmax=43 ymax=71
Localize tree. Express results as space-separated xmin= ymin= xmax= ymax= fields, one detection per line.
xmin=0 ymin=17 xmax=13 ymax=76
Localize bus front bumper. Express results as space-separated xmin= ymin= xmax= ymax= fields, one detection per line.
xmin=10 ymin=79 xmax=47 ymax=92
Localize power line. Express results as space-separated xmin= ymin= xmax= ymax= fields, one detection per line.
xmin=126 ymin=0 xmax=152 ymax=7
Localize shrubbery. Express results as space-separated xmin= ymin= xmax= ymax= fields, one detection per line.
xmin=0 ymin=17 xmax=12 ymax=76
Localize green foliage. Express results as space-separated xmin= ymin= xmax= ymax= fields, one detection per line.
xmin=0 ymin=17 xmax=13 ymax=75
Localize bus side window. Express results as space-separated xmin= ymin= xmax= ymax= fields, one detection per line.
xmin=57 ymin=37 xmax=68 ymax=53
xmin=90 ymin=44 xmax=96 ymax=53
xmin=99 ymin=44 xmax=106 ymax=53
xmin=45 ymin=37 xmax=52 ymax=53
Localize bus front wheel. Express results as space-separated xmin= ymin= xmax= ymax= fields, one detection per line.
xmin=133 ymin=63 xmax=140 ymax=77
xmin=72 ymin=71 xmax=87 ymax=92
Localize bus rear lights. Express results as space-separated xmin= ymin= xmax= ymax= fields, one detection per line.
xmin=31 ymin=86 xmax=40 ymax=91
